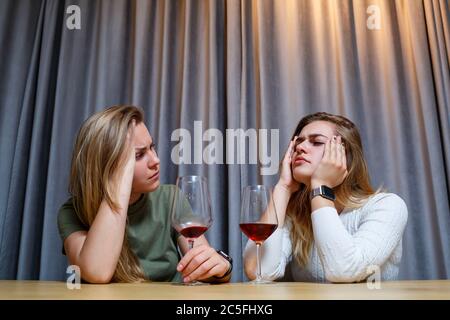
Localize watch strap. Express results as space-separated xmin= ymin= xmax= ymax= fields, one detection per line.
xmin=214 ymin=250 xmax=233 ymax=279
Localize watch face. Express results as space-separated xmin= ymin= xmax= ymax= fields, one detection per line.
xmin=310 ymin=186 xmax=336 ymax=201
xmin=321 ymin=186 xmax=336 ymax=201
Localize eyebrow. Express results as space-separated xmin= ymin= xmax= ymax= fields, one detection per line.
xmin=297 ymin=134 xmax=329 ymax=141
xmin=135 ymin=142 xmax=153 ymax=152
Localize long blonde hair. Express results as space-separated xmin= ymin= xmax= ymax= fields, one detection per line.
xmin=69 ymin=105 xmax=146 ymax=282
xmin=287 ymin=112 xmax=377 ymax=266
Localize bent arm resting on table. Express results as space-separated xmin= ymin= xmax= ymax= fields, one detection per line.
xmin=312 ymin=193 xmax=408 ymax=282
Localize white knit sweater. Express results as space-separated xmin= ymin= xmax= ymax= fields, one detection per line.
xmin=243 ymin=193 xmax=408 ymax=283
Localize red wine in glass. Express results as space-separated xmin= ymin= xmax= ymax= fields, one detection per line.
xmin=239 ymin=223 xmax=277 ymax=244
xmin=178 ymin=224 xmax=209 ymax=239
xmin=240 ymin=185 xmax=278 ymax=284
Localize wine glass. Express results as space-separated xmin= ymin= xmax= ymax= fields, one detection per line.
xmin=171 ymin=175 xmax=212 ymax=285
xmin=240 ymin=185 xmax=278 ymax=284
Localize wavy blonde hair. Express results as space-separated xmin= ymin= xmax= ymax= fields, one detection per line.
xmin=69 ymin=105 xmax=146 ymax=282
xmin=286 ymin=112 xmax=378 ymax=266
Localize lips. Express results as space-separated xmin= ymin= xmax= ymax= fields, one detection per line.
xmin=293 ymin=156 xmax=309 ymax=165
xmin=148 ymin=171 xmax=160 ymax=180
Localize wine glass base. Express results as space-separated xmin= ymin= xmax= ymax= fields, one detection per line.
xmin=247 ymin=279 xmax=275 ymax=285
xmin=172 ymin=281 xmax=210 ymax=286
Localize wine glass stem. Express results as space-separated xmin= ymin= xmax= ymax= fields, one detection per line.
xmin=256 ymin=243 xmax=262 ymax=282
xmin=188 ymin=239 xmax=194 ymax=250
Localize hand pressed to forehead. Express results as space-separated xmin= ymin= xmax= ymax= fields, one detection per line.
xmin=310 ymin=134 xmax=348 ymax=188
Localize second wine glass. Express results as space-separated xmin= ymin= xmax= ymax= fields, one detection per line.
xmin=171 ymin=175 xmax=212 ymax=285
xmin=240 ymin=185 xmax=278 ymax=284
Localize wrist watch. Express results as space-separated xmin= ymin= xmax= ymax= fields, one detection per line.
xmin=310 ymin=185 xmax=336 ymax=201
xmin=214 ymin=250 xmax=233 ymax=279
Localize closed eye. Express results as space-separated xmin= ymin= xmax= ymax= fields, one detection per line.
xmin=135 ymin=153 xmax=144 ymax=160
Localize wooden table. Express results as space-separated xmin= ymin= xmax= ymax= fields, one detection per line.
xmin=1 ymin=280 xmax=449 ymax=300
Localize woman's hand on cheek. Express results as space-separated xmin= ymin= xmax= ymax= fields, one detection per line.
xmin=278 ymin=139 xmax=300 ymax=194
xmin=311 ymin=135 xmax=348 ymax=189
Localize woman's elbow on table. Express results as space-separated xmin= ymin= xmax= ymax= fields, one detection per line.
xmin=323 ymin=265 xmax=368 ymax=283
xmin=243 ymin=259 xmax=256 ymax=281
xmin=79 ymin=266 xmax=114 ymax=284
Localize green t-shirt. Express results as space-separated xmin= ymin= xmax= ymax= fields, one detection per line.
xmin=57 ymin=184 xmax=182 ymax=282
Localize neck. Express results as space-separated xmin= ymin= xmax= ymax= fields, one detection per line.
xmin=129 ymin=192 xmax=142 ymax=205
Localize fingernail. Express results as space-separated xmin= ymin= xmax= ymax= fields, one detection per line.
xmin=183 ymin=277 xmax=189 ymax=283
xmin=177 ymin=264 xmax=183 ymax=271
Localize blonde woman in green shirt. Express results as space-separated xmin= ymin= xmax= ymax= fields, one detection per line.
xmin=57 ymin=105 xmax=232 ymax=283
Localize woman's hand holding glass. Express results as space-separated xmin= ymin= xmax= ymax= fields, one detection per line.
xmin=172 ymin=175 xmax=231 ymax=284
xmin=176 ymin=244 xmax=230 ymax=283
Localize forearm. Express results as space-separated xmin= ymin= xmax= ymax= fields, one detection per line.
xmin=76 ymin=200 xmax=128 ymax=282
xmin=311 ymin=196 xmax=336 ymax=212
xmin=311 ymin=207 xmax=373 ymax=282
xmin=310 ymin=180 xmax=337 ymax=212
xmin=77 ymin=169 xmax=133 ymax=282
xmin=273 ymin=183 xmax=292 ymax=227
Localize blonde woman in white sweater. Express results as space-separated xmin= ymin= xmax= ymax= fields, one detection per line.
xmin=244 ymin=112 xmax=408 ymax=283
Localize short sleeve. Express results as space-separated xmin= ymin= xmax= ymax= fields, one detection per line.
xmin=57 ymin=198 xmax=88 ymax=254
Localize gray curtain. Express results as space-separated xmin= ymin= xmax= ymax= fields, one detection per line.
xmin=0 ymin=0 xmax=449 ymax=282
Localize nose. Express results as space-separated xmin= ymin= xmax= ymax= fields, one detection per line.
xmin=147 ymin=150 xmax=160 ymax=168
xmin=294 ymin=138 xmax=308 ymax=155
